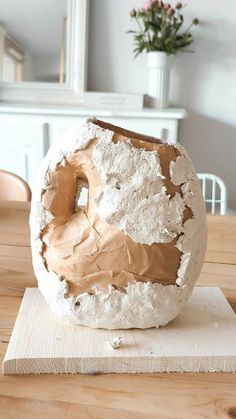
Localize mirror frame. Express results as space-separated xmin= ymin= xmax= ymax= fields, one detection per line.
xmin=0 ymin=0 xmax=89 ymax=104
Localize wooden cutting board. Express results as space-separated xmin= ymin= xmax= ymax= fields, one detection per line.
xmin=2 ymin=287 xmax=236 ymax=374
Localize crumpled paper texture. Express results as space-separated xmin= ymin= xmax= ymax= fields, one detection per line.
xmin=41 ymin=125 xmax=192 ymax=296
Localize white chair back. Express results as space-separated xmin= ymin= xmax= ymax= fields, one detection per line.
xmin=197 ymin=173 xmax=227 ymax=215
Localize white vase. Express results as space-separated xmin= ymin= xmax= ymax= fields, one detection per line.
xmin=147 ymin=51 xmax=174 ymax=109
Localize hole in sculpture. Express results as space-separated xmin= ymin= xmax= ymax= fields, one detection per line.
xmin=74 ymin=176 xmax=89 ymax=212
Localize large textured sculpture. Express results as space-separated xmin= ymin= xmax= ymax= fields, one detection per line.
xmin=30 ymin=118 xmax=207 ymax=329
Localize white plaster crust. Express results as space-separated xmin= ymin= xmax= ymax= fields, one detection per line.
xmin=30 ymin=118 xmax=207 ymax=329
xmin=92 ymin=138 xmax=187 ymax=245
xmin=169 ymin=155 xmax=195 ymax=186
xmin=34 ymin=262 xmax=192 ymax=329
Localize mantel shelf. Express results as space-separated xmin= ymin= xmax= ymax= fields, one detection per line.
xmin=0 ymin=103 xmax=187 ymax=119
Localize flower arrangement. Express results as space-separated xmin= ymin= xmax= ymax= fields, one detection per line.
xmin=128 ymin=1 xmax=199 ymax=57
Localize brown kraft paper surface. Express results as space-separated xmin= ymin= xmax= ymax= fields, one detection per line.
xmin=41 ymin=121 xmax=192 ymax=296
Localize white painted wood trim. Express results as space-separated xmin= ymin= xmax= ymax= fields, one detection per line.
xmin=164 ymin=119 xmax=179 ymax=143
xmin=0 ymin=104 xmax=187 ymax=119
xmin=0 ymin=0 xmax=89 ymax=104
xmin=197 ymin=173 xmax=228 ymax=215
xmin=0 ymin=25 xmax=6 ymax=80
xmin=42 ymin=123 xmax=50 ymax=157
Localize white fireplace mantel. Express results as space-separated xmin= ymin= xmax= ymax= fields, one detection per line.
xmin=0 ymin=104 xmax=187 ymax=187
xmin=0 ymin=103 xmax=186 ymax=118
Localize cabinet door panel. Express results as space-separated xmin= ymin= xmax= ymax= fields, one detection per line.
xmin=49 ymin=116 xmax=178 ymax=146
xmin=0 ymin=120 xmax=48 ymax=186
xmin=0 ymin=142 xmax=30 ymax=182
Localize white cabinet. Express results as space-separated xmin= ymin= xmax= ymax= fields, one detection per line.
xmin=0 ymin=117 xmax=49 ymax=186
xmin=0 ymin=104 xmax=187 ymax=187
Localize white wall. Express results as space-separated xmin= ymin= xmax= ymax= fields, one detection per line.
xmin=88 ymin=0 xmax=236 ymax=210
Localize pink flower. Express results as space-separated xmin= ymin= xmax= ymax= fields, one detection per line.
xmin=143 ymin=0 xmax=158 ymax=11
xmin=167 ymin=7 xmax=175 ymax=15
xmin=143 ymin=1 xmax=151 ymax=11
xmin=130 ymin=8 xmax=137 ymax=17
xmin=164 ymin=3 xmax=171 ymax=10
xmin=176 ymin=2 xmax=182 ymax=9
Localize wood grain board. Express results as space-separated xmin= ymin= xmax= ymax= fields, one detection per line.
xmin=3 ymin=287 xmax=236 ymax=375
xmin=206 ymin=215 xmax=236 ymax=264
xmin=0 ymin=201 xmax=30 ymax=247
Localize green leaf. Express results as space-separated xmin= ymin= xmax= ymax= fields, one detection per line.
xmin=127 ymin=4 xmax=198 ymax=56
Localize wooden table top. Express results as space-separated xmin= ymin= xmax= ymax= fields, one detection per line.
xmin=0 ymin=201 xmax=236 ymax=419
